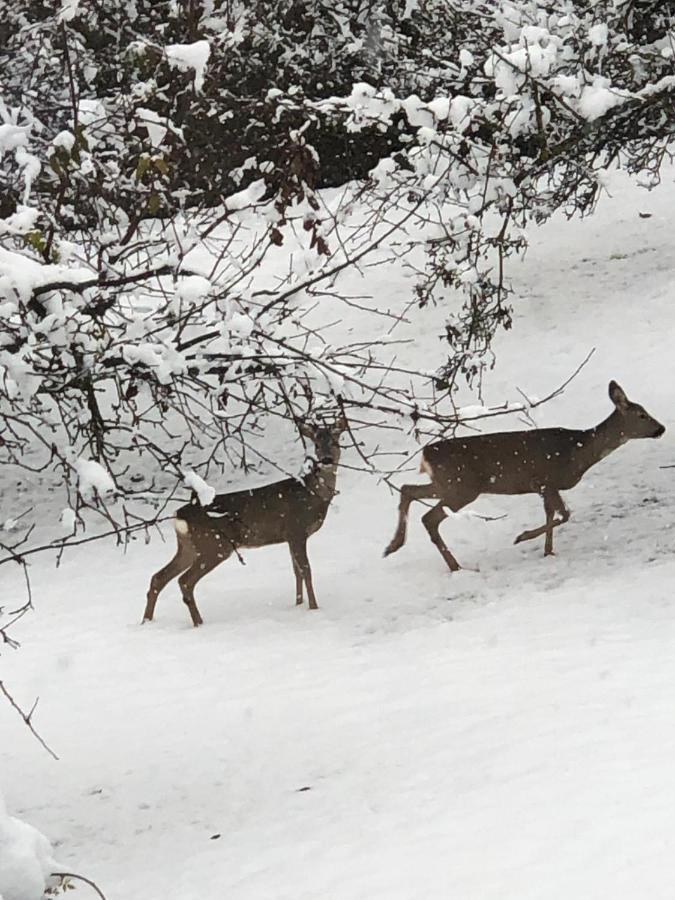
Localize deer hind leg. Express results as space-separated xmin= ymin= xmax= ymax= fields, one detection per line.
xmin=289 ymin=536 xmax=318 ymax=610
xmin=421 ymin=503 xmax=462 ymax=572
xmin=514 ymin=489 xmax=571 ymax=556
xmin=143 ymin=531 xmax=195 ymax=623
xmin=290 ymin=549 xmax=304 ymax=605
xmin=177 ymin=552 xmax=225 ymax=627
xmin=384 ymin=483 xmax=439 ymax=557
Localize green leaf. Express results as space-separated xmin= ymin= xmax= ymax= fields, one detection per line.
xmin=146 ymin=193 xmax=161 ymax=214
xmin=23 ymin=229 xmax=46 ymax=253
xmin=135 ymin=155 xmax=151 ymax=181
xmin=153 ymin=156 xmax=170 ymax=176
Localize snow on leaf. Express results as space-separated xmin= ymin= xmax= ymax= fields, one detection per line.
xmin=166 ymin=40 xmax=211 ymax=93
xmin=136 ymin=108 xmax=168 ymax=148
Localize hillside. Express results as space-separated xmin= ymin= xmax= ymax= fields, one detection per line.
xmin=2 ymin=165 xmax=675 ymax=899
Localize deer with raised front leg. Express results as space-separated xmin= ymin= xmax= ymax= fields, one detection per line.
xmin=384 ymin=381 xmax=664 ymax=568
xmin=144 ymin=414 xmax=348 ymax=626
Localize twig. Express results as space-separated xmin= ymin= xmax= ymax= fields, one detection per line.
xmin=515 ymin=347 xmax=596 ymax=413
xmin=0 ymin=681 xmax=59 ymax=760
xmin=51 ymin=872 xmax=107 ymax=899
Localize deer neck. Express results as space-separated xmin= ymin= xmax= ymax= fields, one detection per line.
xmin=582 ymin=410 xmax=628 ymax=470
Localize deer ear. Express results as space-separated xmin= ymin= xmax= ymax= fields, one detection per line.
xmin=298 ymin=420 xmax=315 ymax=440
xmin=609 ymin=380 xmax=629 ymax=411
xmin=335 ymin=411 xmax=348 ymax=432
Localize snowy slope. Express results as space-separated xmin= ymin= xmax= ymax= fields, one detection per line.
xmin=2 ymin=167 xmax=675 ymax=899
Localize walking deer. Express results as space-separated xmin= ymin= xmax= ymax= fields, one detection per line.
xmin=144 ymin=414 xmax=348 ymax=626
xmin=384 ymin=381 xmax=664 ymax=567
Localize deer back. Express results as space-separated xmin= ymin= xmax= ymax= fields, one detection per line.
xmin=423 ymin=427 xmax=592 ymax=496
xmin=176 ymin=465 xmax=338 ymax=550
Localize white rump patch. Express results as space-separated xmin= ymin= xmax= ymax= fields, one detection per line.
xmin=419 ymin=457 xmax=433 ymax=477
xmin=174 ymin=518 xmax=189 ymax=536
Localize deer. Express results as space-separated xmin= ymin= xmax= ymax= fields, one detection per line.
xmin=384 ymin=381 xmax=665 ymax=568
xmin=143 ymin=414 xmax=348 ymax=626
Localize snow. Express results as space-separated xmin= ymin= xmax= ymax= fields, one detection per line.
xmin=60 ymin=508 xmax=76 ymax=532
xmin=136 ymin=108 xmax=167 ymax=149
xmin=577 ymin=77 xmax=626 ymax=121
xmin=13 ymin=147 xmax=41 ymax=204
xmin=122 ymin=341 xmax=188 ymax=384
xmin=182 ymin=469 xmax=216 ymax=506
xmin=165 ymin=40 xmax=211 ymax=93
xmin=0 ymin=794 xmax=56 ymax=900
xmin=51 ymin=131 xmax=75 ymax=153
xmin=588 ymin=23 xmax=609 ymax=47
xmin=0 ymin=125 xmax=29 ymax=154
xmin=223 ymin=179 xmax=267 ymax=212
xmin=0 ymin=207 xmax=39 ymax=236
xmin=3 ymin=166 xmax=675 ymax=897
xmin=75 ymin=458 xmax=115 ymax=501
xmin=0 ymin=247 xmax=92 ymax=304
xmin=175 ymin=274 xmax=211 ymax=304
xmin=58 ymin=0 xmax=80 ymax=22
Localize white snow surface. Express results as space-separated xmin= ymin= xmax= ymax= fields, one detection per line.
xmin=3 ymin=167 xmax=675 ymax=898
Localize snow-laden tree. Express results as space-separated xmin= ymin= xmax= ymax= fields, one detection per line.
xmin=321 ymin=0 xmax=675 ymax=384
xmin=0 ymin=0 xmax=674 ymax=567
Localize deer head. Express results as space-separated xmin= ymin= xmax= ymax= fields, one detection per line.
xmin=608 ymin=380 xmax=665 ymax=439
xmin=298 ymin=413 xmax=348 ymax=464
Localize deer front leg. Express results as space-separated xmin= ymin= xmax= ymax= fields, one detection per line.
xmin=543 ymin=490 xmax=557 ymax=556
xmin=421 ymin=503 xmax=462 ymax=572
xmin=384 ymin=483 xmax=439 ymax=557
xmin=514 ymin=490 xmax=571 ymax=556
xmin=289 ymin=537 xmax=318 ymax=610
xmin=290 ymin=548 xmax=304 ymax=605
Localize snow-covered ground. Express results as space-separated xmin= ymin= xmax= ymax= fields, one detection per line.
xmin=2 ymin=167 xmax=675 ymax=898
